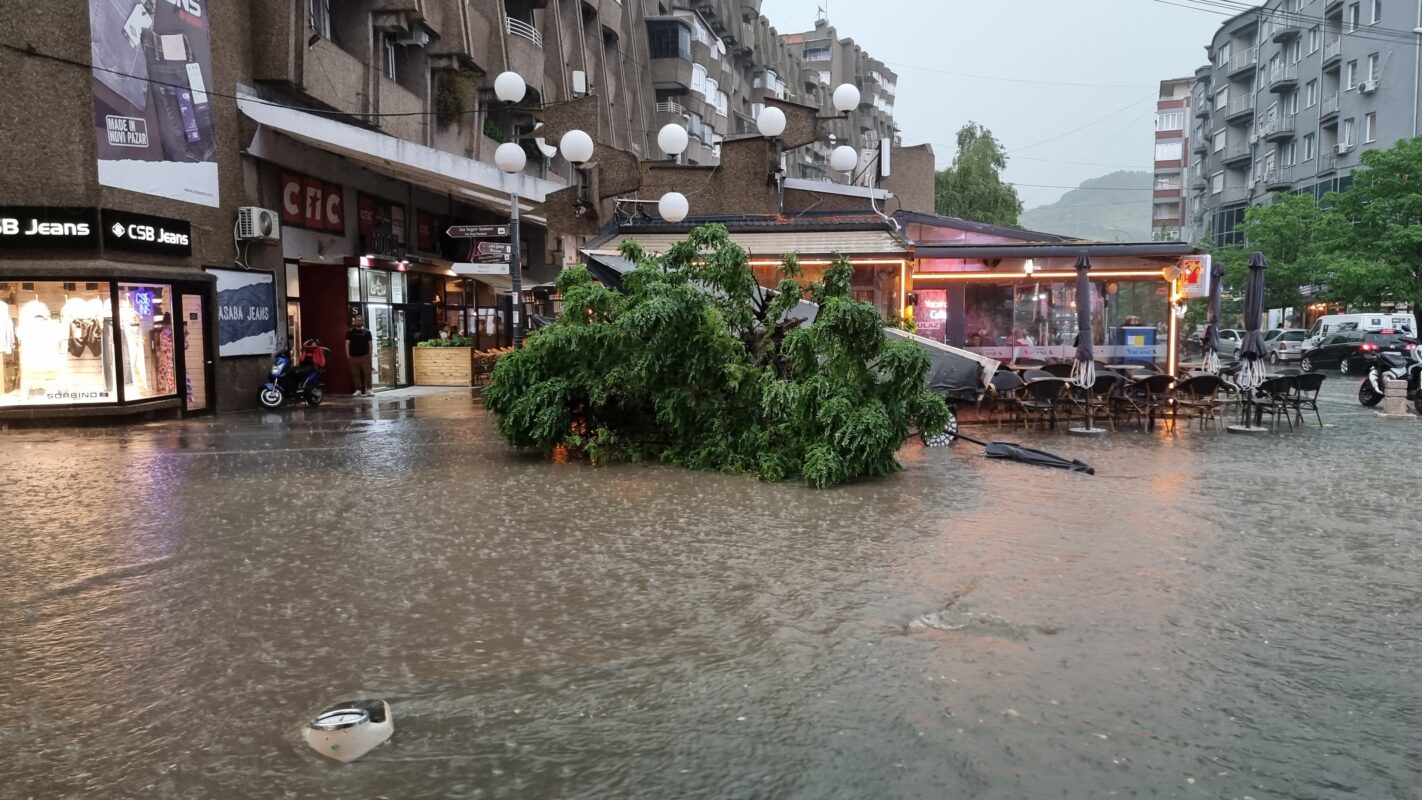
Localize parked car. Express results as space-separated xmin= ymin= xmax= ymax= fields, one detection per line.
xmin=1217 ymin=328 xmax=1243 ymax=356
xmin=1301 ymin=331 xmax=1418 ymax=374
xmin=1269 ymin=330 xmax=1309 ymax=363
xmin=1303 ymin=312 xmax=1418 ymax=350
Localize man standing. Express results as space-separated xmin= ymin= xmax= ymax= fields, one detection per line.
xmin=346 ymin=315 xmax=374 ymax=396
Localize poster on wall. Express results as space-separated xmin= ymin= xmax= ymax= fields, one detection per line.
xmin=207 ymin=268 xmax=277 ymax=357
xmin=89 ymin=0 xmax=219 ymax=207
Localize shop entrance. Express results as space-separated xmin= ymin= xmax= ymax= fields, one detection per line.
xmin=180 ymin=293 xmax=209 ymax=412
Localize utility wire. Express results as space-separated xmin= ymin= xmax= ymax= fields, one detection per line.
xmin=1154 ymin=0 xmax=1422 ymax=46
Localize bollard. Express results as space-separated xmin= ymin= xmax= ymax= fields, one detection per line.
xmin=1381 ymin=379 xmax=1410 ymax=416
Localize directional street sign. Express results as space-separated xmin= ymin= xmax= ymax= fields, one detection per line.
xmin=452 ymin=262 xmax=510 ymax=276
xmin=446 ymin=224 xmax=509 ymax=238
xmin=477 ymin=241 xmax=513 ymax=258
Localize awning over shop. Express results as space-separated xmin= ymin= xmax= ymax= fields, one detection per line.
xmin=583 ymin=229 xmax=908 ymax=261
xmin=237 ymin=95 xmax=565 ymax=215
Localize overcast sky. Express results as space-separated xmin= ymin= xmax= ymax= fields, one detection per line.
xmin=761 ymin=0 xmax=1225 ymax=208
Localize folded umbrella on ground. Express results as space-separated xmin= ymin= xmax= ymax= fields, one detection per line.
xmin=953 ymin=431 xmax=1095 ymax=475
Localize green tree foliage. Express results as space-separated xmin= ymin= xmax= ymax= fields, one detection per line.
xmin=934 ymin=123 xmax=1023 ymax=227
xmin=483 ymin=225 xmax=949 ymax=488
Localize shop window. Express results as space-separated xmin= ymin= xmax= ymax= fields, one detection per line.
xmin=118 ymin=283 xmax=177 ymax=400
xmin=1 ymin=281 xmax=117 ymax=407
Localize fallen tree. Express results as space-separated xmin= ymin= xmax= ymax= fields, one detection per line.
xmin=483 ymin=224 xmax=949 ymax=488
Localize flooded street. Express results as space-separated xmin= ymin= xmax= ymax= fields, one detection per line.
xmin=2 ymin=382 xmax=1420 ymax=799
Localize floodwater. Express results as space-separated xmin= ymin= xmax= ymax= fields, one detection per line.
xmin=1 ymin=382 xmax=1419 ymax=799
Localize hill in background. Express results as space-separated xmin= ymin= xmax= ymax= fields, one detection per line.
xmin=1018 ymin=170 xmax=1152 ymax=241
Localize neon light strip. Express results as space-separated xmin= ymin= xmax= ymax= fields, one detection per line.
xmin=909 ymin=270 xmax=1165 ymax=281
xmin=747 ymin=259 xmax=909 ymax=267
xmin=1168 ymin=278 xmax=1179 ymax=377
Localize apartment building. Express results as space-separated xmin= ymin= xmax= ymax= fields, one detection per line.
xmin=783 ymin=17 xmax=900 ymax=183
xmin=1187 ymin=0 xmax=1422 ymax=246
xmin=1154 ymin=78 xmax=1194 ymax=241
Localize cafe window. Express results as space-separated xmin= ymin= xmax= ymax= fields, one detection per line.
xmin=960 ymin=279 xmax=1168 ymax=363
xmin=1 ymin=280 xmax=117 ymax=407
xmin=118 ymin=283 xmax=177 ymax=401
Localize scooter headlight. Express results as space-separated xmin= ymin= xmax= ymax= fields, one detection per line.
xmin=270 ymin=364 xmax=283 ymax=376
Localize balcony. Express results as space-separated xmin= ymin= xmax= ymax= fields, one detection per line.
xmin=1323 ymin=38 xmax=1342 ymax=67
xmin=1267 ymin=63 xmax=1298 ymax=92
xmin=1319 ymin=152 xmax=1339 ymax=173
xmin=1260 ymin=115 xmax=1296 ymax=141
xmin=1224 ymin=94 xmax=1255 ymax=124
xmin=1227 ymin=47 xmax=1259 ymax=78
xmin=1192 ymin=175 xmax=1209 ymax=193
xmin=1154 ymin=186 xmax=1183 ymax=199
xmin=504 ymin=18 xmax=545 ymax=97
xmin=1320 ymin=92 xmax=1340 ymax=120
xmin=1216 ymin=186 xmax=1251 ymax=205
xmin=1262 ymin=165 xmax=1293 ymax=189
xmin=1193 ymin=138 xmax=1210 ymax=155
xmin=506 ymin=16 xmax=542 ymax=46
xmin=1222 ymin=142 xmax=1253 ymax=166
xmin=1195 ymin=100 xmax=1212 ymax=120
xmin=1271 ymin=13 xmax=1301 ymax=41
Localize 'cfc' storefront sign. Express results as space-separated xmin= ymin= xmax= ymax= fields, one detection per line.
xmin=280 ymin=171 xmax=345 ymax=233
xmin=0 ymin=206 xmax=100 ymax=249
xmin=102 ymin=209 xmax=193 ymax=256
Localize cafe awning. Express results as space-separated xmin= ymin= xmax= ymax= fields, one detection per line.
xmin=912 ymin=242 xmax=1196 ymax=259
xmin=237 ymin=94 xmax=565 ymax=215
xmin=584 ymin=229 xmax=908 ymax=261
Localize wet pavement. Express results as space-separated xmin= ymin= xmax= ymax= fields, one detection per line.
xmin=1 ymin=378 xmax=1420 ymax=799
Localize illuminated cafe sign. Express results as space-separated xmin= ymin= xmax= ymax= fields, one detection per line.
xmin=0 ymin=206 xmax=100 ymax=249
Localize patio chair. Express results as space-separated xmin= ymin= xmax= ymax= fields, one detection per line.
xmin=1069 ymin=372 xmax=1126 ymax=431
xmin=1174 ymin=374 xmax=1229 ymax=432
xmin=1022 ymin=368 xmax=1053 ymax=381
xmin=1019 ymin=377 xmax=1070 ymax=430
xmin=1041 ymin=362 xmax=1075 ymax=378
xmin=1250 ymin=375 xmax=1296 ymax=432
xmin=1123 ymin=359 xmax=1162 ymax=373
xmin=1290 ymin=372 xmax=1327 ymax=428
xmin=1118 ymin=373 xmax=1176 ymax=431
xmin=1012 ymin=357 xmax=1046 ymax=367
xmin=980 ymin=370 xmax=1027 ymax=429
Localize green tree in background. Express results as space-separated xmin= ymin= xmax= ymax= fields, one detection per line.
xmin=1326 ymin=137 xmax=1422 ymax=308
xmin=483 ymin=225 xmax=949 ymax=489
xmin=934 ymin=123 xmax=1022 ymax=226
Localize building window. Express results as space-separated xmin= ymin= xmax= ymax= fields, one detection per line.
xmin=1155 ymin=141 xmax=1183 ymax=161
xmin=1155 ymin=176 xmax=1181 ymax=191
xmin=1367 ymin=53 xmax=1379 ymax=80
xmin=1213 ymin=128 xmax=1227 ymax=152
xmin=1216 ymin=42 xmax=1232 ymax=69
xmin=802 ymin=45 xmax=831 ymax=61
xmin=1347 ymin=3 xmax=1360 ymax=31
xmin=1284 ymin=141 xmax=1297 ymax=165
xmin=1303 ymin=133 xmax=1316 ymax=160
xmin=308 ymin=0 xmax=331 ymax=39
xmin=1214 ymin=86 xmax=1229 ymax=109
xmin=1346 ymin=60 xmax=1358 ymax=89
xmin=1288 ymin=40 xmax=1301 ymax=64
xmin=1308 ymin=25 xmax=1320 ymax=53
xmin=1343 ymin=117 xmax=1356 ymax=145
xmin=647 ymin=21 xmax=691 ymax=60
xmin=383 ymin=35 xmax=397 ymax=81
xmin=1212 ymin=171 xmax=1225 ymax=193
xmin=1305 ymin=79 xmax=1318 ymax=106
xmin=1371 ymin=0 xmax=1382 ymax=23
xmin=1286 ymin=91 xmax=1299 ymax=115
xmin=1365 ymin=112 xmax=1377 ymax=141
xmin=691 ymin=64 xmax=707 ymax=96
xmin=1156 ymin=111 xmax=1184 ymax=131
xmin=818 ymin=70 xmax=831 ymax=84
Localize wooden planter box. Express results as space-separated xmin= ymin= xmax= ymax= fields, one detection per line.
xmin=413 ymin=347 xmax=472 ymax=386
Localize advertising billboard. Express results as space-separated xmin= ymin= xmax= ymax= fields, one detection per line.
xmin=89 ymin=0 xmax=219 ymax=207
xmin=207 ymin=268 xmax=277 ymax=357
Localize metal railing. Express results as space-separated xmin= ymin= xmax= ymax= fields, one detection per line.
xmin=1319 ymin=152 xmax=1339 ymax=172
xmin=506 ymin=17 xmax=543 ymax=47
xmin=1268 ymin=63 xmax=1298 ymax=86
xmin=1262 ymin=165 xmax=1293 ymax=186
xmin=655 ymin=101 xmax=688 ymax=116
xmin=1321 ymin=92 xmax=1340 ymax=116
xmin=1227 ymin=47 xmax=1258 ymax=73
xmin=1259 ymin=115 xmax=1295 ymax=137
xmin=1225 ymin=95 xmax=1255 ymax=118
xmin=1216 ymin=186 xmax=1250 ymax=204
xmin=1223 ymin=142 xmax=1253 ymax=162
xmin=1323 ymin=37 xmax=1342 ymax=61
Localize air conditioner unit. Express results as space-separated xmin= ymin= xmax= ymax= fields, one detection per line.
xmin=1359 ymin=79 xmax=1378 ymax=94
xmin=237 ymin=207 xmax=280 ymax=242
xmin=395 ymin=26 xmax=431 ymax=47
xmin=1334 ymin=142 xmax=1352 ymax=155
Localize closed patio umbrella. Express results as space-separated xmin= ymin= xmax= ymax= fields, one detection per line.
xmin=1202 ymin=257 xmax=1225 ymax=374
xmin=1237 ymin=251 xmax=1269 ymax=392
xmin=1068 ymin=252 xmax=1102 ymax=433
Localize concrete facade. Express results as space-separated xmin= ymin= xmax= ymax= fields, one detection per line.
xmin=1186 ymin=0 xmax=1422 ymax=246
xmin=1154 ymin=78 xmax=1194 ymax=242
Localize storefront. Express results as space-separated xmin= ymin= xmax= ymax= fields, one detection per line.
xmin=1 ymin=207 xmax=215 ymax=420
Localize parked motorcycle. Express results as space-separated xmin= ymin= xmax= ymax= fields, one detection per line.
xmin=1357 ymin=345 xmax=1422 ymax=413
xmin=258 ymin=340 xmax=329 ymax=409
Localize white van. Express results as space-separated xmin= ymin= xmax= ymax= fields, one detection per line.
xmin=1304 ymin=312 xmax=1417 ymax=349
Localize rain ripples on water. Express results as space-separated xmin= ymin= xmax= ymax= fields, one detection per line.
xmin=0 ymin=384 xmax=1419 ymax=798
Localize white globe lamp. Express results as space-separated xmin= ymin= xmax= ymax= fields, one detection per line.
xmin=756 ymin=106 xmax=786 ymax=138
xmin=558 ymin=129 xmax=595 ymax=164
xmin=494 ymin=71 xmax=526 ymax=104
xmin=494 ymin=141 xmax=527 ymax=174
xmin=832 ymin=83 xmax=860 ymax=114
xmin=658 ymin=192 xmax=689 ymax=223
xmin=657 ymin=123 xmax=690 ymax=156
xmin=829 ymin=145 xmax=858 ymax=173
